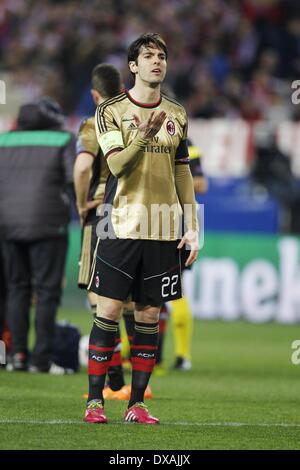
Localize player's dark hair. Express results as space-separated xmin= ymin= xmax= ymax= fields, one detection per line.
xmin=91 ymin=64 xmax=122 ymax=99
xmin=127 ymin=33 xmax=168 ymax=64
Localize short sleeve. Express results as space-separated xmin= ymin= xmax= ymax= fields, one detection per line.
xmin=76 ymin=118 xmax=99 ymax=157
xmin=95 ymin=105 xmax=124 ymax=159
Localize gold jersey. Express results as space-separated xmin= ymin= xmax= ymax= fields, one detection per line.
xmin=95 ymin=91 xmax=195 ymax=241
xmin=77 ymin=117 xmax=110 ymax=205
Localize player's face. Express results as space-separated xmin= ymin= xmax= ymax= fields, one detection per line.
xmin=132 ymin=44 xmax=167 ymax=85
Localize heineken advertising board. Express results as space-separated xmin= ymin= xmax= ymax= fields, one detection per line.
xmin=65 ymin=225 xmax=300 ymax=324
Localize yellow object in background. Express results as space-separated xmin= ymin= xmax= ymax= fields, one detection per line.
xmin=171 ymin=296 xmax=193 ymax=362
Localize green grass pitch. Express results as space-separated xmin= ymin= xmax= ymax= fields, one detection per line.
xmin=1 ymin=308 xmax=300 ymax=450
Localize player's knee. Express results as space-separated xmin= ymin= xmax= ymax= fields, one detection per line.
xmin=97 ymin=310 xmax=121 ymax=322
xmin=136 ymin=306 xmax=160 ymax=323
xmin=123 ymin=301 xmax=135 ymax=314
xmin=96 ymin=301 xmax=122 ymax=322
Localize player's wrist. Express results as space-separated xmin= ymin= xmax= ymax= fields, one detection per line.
xmin=185 ymin=228 xmax=199 ymax=235
xmin=133 ymin=134 xmax=150 ymax=146
xmin=76 ymin=204 xmax=87 ymax=212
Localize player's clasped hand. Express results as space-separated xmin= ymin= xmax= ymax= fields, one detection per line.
xmin=133 ymin=110 xmax=167 ymax=140
xmin=177 ymin=230 xmax=199 ymax=266
xmin=77 ymin=206 xmax=88 ymax=226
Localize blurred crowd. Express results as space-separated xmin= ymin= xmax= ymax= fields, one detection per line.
xmin=0 ymin=0 xmax=300 ymax=120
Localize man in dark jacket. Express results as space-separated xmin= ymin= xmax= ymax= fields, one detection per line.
xmin=0 ymin=243 xmax=6 ymax=342
xmin=0 ymin=97 xmax=76 ymax=371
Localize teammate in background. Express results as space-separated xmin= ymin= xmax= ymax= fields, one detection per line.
xmin=171 ymin=140 xmax=207 ymax=370
xmin=85 ymin=33 xmax=199 ymax=425
xmin=75 ymin=64 xmax=147 ymax=400
xmin=167 ymin=141 xmax=208 ymax=372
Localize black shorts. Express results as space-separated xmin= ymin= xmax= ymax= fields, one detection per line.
xmin=78 ymin=221 xmax=98 ymax=289
xmin=180 ymin=248 xmax=192 ymax=271
xmin=88 ymin=238 xmax=182 ymax=306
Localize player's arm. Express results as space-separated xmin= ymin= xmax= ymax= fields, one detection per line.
xmin=175 ymin=134 xmax=199 ymax=267
xmin=74 ymin=119 xmax=98 ymax=224
xmin=175 ymin=162 xmax=199 ymax=267
xmin=96 ymin=107 xmax=166 ymax=177
xmin=74 ymin=152 xmax=94 ymax=223
xmin=193 ymin=175 xmax=208 ymax=194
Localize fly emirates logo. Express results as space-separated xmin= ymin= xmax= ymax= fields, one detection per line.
xmin=144 ymin=136 xmax=172 ymax=154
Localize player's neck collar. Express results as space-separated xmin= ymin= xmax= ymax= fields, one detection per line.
xmin=126 ymin=90 xmax=162 ymax=108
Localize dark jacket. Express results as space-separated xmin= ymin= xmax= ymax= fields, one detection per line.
xmin=0 ymin=101 xmax=76 ymax=241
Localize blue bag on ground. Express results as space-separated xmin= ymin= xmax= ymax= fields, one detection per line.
xmin=52 ymin=321 xmax=81 ymax=372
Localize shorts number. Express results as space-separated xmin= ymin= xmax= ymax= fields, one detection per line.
xmin=162 ymin=275 xmax=179 ymax=297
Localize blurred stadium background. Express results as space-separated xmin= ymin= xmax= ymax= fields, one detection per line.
xmin=1 ymin=0 xmax=299 ymax=322
xmin=1 ymin=0 xmax=300 ymax=450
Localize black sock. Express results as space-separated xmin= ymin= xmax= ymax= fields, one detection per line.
xmin=156 ymin=304 xmax=168 ymax=364
xmin=156 ymin=325 xmax=164 ymax=365
xmin=107 ymin=326 xmax=125 ymax=391
xmin=129 ymin=321 xmax=159 ymax=408
xmin=88 ymin=316 xmax=118 ymax=403
xmin=123 ymin=311 xmax=135 ymax=350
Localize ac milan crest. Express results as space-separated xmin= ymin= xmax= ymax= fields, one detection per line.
xmin=166 ymin=120 xmax=175 ymax=135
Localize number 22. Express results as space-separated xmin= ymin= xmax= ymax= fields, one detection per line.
xmin=162 ymin=275 xmax=179 ymax=297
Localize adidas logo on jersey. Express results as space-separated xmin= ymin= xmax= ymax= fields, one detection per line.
xmin=128 ymin=123 xmax=138 ymax=131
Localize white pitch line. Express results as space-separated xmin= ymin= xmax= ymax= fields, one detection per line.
xmin=0 ymin=419 xmax=300 ymax=428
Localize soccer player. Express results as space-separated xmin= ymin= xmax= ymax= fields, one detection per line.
xmin=154 ymin=139 xmax=208 ymax=374
xmin=171 ymin=141 xmax=208 ymax=370
xmin=85 ymin=33 xmax=199 ymax=425
xmin=75 ymin=63 xmax=139 ymax=399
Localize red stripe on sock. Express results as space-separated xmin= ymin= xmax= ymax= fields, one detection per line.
xmin=131 ymin=345 xmax=157 ymax=351
xmin=89 ymin=345 xmax=115 ymax=352
xmin=132 ymin=357 xmax=156 ymax=373
xmin=110 ymin=352 xmax=122 ymax=367
xmin=88 ymin=360 xmax=109 ymax=376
